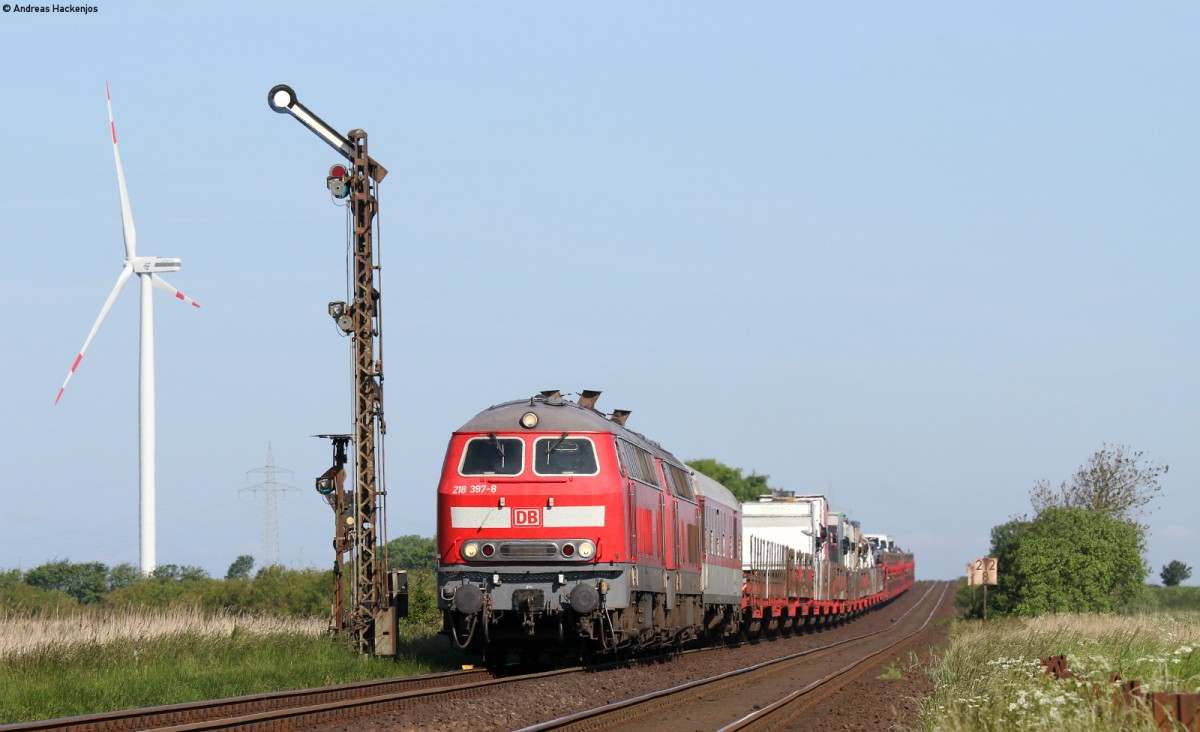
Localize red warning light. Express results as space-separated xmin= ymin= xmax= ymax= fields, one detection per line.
xmin=327 ymin=164 xmax=352 ymax=198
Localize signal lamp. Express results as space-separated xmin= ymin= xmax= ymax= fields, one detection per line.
xmin=578 ymin=541 xmax=596 ymax=559
xmin=327 ymin=301 xmax=353 ymax=333
xmin=327 ymin=164 xmax=351 ymax=199
xmin=561 ymin=543 xmax=576 ymax=558
xmin=462 ymin=543 xmax=478 ymax=559
xmin=480 ymin=543 xmax=496 ymax=558
xmin=520 ymin=412 xmax=539 ymax=429
xmin=315 ymin=476 xmax=334 ymax=495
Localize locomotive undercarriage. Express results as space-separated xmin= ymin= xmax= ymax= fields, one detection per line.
xmin=438 ymin=564 xmax=743 ymax=661
xmin=442 ymin=593 xmax=744 ymax=663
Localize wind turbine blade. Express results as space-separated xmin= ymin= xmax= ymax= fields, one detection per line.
xmin=151 ymin=275 xmax=201 ymax=308
xmin=55 ymin=264 xmax=134 ymax=405
xmin=106 ymin=81 xmax=137 ymax=259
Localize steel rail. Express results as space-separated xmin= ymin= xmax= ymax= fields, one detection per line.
xmin=145 ymin=666 xmax=584 ymax=732
xmin=719 ymin=581 xmax=950 ymax=731
xmin=0 ymin=667 xmax=497 ymax=732
xmin=2 ymin=639 xmax=744 ymax=732
xmin=515 ymin=582 xmax=944 ymax=732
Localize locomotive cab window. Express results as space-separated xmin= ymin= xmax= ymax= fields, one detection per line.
xmin=533 ymin=435 xmax=599 ymax=476
xmin=460 ymin=435 xmax=524 ymax=475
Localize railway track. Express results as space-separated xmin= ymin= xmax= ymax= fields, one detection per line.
xmin=515 ymin=581 xmax=951 ymax=732
xmin=4 ymin=584 xmax=944 ymax=732
xmin=0 ymin=667 xmax=506 ymax=732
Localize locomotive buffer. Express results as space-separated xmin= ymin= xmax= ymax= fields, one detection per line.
xmin=268 ymin=85 xmax=406 ymax=656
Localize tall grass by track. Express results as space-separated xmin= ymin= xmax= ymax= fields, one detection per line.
xmin=0 ymin=607 xmax=460 ymax=724
xmin=923 ymin=612 xmax=1200 ymax=731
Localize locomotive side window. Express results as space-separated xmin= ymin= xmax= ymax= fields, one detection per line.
xmin=616 ymin=439 xmax=661 ymax=488
xmin=707 ymin=505 xmax=725 ymax=558
xmin=460 ymin=435 xmax=525 ymax=475
xmin=661 ymin=462 xmax=696 ymax=501
xmin=533 ymin=435 xmax=599 ymax=476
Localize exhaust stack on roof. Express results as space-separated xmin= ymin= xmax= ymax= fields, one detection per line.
xmin=610 ymin=409 xmax=631 ymax=427
xmin=579 ymin=390 xmax=602 ymax=410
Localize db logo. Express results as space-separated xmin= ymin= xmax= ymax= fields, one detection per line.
xmin=513 ymin=508 xmax=542 ymax=527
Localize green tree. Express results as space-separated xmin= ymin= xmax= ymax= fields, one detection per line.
xmin=102 ymin=567 xmax=334 ymax=616
xmin=1161 ymin=560 xmax=1192 ymax=587
xmin=245 ymin=566 xmax=333 ymax=616
xmin=0 ymin=569 xmax=75 ymax=612
xmin=149 ymin=564 xmax=210 ymax=582
xmin=687 ymin=459 xmax=774 ymax=502
xmin=103 ymin=576 xmax=220 ymax=604
xmin=107 ymin=563 xmax=142 ymax=591
xmin=1029 ymin=445 xmax=1167 ymax=531
xmin=958 ymin=519 xmax=1027 ymax=619
xmin=225 ymin=554 xmax=256 ymax=580
xmin=987 ymin=507 xmax=1144 ymax=616
xmin=402 ymin=568 xmax=442 ymax=626
xmin=24 ymin=560 xmax=109 ymax=605
xmin=386 ymin=535 xmax=438 ymax=570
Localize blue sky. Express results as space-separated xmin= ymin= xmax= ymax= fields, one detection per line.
xmin=1 ymin=2 xmax=1195 ymax=582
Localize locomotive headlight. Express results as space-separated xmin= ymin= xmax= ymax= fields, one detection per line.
xmin=578 ymin=540 xmax=596 ymax=559
xmin=520 ymin=411 xmax=538 ymax=429
xmin=462 ymin=543 xmax=479 ymax=559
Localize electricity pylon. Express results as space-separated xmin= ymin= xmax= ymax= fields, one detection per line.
xmin=241 ymin=442 xmax=298 ymax=567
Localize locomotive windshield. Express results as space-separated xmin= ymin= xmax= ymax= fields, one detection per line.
xmin=534 ymin=435 xmax=599 ymax=475
xmin=460 ymin=435 xmax=524 ymax=475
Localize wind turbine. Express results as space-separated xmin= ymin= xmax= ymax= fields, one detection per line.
xmin=55 ymin=83 xmax=200 ymax=575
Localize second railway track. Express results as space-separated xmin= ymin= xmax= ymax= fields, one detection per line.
xmin=517 ymin=581 xmax=951 ymax=732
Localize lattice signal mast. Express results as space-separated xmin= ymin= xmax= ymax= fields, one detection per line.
xmin=267 ymin=85 xmax=404 ymax=655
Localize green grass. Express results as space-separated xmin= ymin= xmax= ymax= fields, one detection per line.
xmin=922 ymin=612 xmax=1200 ymax=731
xmin=876 ymin=661 xmax=903 ymax=681
xmin=0 ymin=619 xmax=460 ymax=724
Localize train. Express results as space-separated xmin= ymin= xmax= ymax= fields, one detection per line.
xmin=435 ymin=390 xmax=915 ymax=661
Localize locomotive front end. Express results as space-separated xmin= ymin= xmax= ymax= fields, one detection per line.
xmin=436 ymin=395 xmax=627 ymax=656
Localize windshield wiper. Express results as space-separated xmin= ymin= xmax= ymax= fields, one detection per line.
xmin=488 ymin=432 xmax=505 ymax=458
xmin=545 ymin=431 xmax=570 ymax=453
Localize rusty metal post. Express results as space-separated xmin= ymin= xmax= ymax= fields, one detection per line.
xmin=347 ymin=129 xmax=389 ymax=654
xmin=269 ymin=85 xmax=397 ymax=656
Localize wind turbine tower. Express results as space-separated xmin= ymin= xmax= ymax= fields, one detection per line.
xmin=242 ymin=443 xmax=298 ymax=567
xmin=55 ymin=83 xmax=201 ymax=575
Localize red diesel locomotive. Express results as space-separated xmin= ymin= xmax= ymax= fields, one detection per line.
xmin=436 ymin=390 xmax=914 ymax=659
